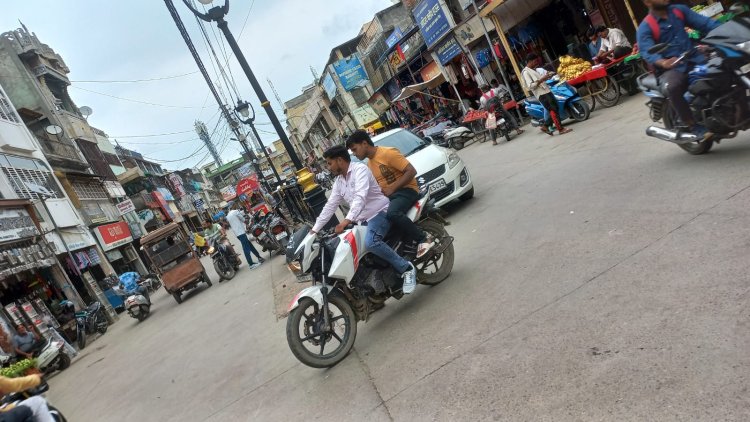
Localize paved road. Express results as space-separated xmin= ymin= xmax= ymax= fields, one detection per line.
xmin=48 ymin=96 xmax=750 ymax=421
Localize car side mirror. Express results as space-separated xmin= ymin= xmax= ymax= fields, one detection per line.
xmin=423 ymin=136 xmax=434 ymax=144
xmin=648 ymin=43 xmax=670 ymax=55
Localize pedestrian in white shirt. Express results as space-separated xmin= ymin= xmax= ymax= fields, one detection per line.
xmin=226 ymin=205 xmax=265 ymax=269
xmin=521 ymin=53 xmax=572 ymax=136
xmin=311 ymin=146 xmax=418 ymax=293
xmin=596 ymin=26 xmax=632 ymax=61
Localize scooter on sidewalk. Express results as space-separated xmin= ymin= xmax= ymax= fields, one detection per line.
xmin=34 ymin=338 xmax=71 ymax=374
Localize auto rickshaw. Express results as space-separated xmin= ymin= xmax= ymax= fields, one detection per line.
xmin=140 ymin=222 xmax=212 ymax=304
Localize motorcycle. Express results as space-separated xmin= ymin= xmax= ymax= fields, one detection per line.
xmin=639 ymin=11 xmax=750 ymax=155
xmin=139 ymin=273 xmax=162 ymax=292
xmin=249 ymin=209 xmax=291 ymax=255
xmin=74 ymin=301 xmax=108 ymax=350
xmin=2 ymin=380 xmax=68 ymax=421
xmin=208 ymin=235 xmax=241 ymax=281
xmin=284 ymin=189 xmax=455 ymax=368
xmin=521 ymin=78 xmax=591 ymax=128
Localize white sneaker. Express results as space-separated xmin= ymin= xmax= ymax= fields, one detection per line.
xmin=249 ymin=263 xmax=261 ymax=270
xmin=402 ymin=263 xmax=417 ymax=294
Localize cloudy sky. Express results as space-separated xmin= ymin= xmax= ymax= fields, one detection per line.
xmin=1 ymin=0 xmax=393 ymax=170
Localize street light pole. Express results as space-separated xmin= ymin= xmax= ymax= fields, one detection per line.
xmin=234 ymin=100 xmax=283 ymax=186
xmin=183 ymin=0 xmax=303 ymax=170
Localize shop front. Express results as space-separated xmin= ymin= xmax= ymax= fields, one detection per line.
xmin=0 ymin=201 xmax=83 ymax=352
xmin=93 ymin=221 xmax=147 ymax=276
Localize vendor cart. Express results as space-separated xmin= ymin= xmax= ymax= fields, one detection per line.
xmin=461 ymin=109 xmax=490 ymax=143
xmin=567 ymin=66 xmax=621 ymax=111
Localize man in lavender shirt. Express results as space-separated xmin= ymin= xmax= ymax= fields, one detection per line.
xmin=311 ymin=145 xmax=418 ymax=293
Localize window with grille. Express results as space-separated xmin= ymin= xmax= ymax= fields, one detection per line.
xmin=0 ymin=90 xmax=21 ymax=124
xmin=0 ymin=153 xmax=63 ymax=200
xmin=71 ymin=178 xmax=108 ymax=200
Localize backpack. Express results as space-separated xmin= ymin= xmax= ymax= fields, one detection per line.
xmin=643 ymin=6 xmax=685 ymax=43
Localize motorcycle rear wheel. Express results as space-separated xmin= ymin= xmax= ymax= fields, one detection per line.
xmin=286 ymin=295 xmax=357 ymax=368
xmin=58 ymin=352 xmax=71 ymax=370
xmin=77 ymin=331 xmax=86 ymax=350
xmin=663 ymin=102 xmax=714 ymax=155
xmin=96 ymin=314 xmax=108 ymax=334
xmin=416 ymin=219 xmax=454 ymax=285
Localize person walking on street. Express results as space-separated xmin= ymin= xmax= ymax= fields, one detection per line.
xmin=522 ymin=53 xmax=572 ymax=136
xmin=480 ymin=81 xmax=524 ymax=143
xmin=637 ymin=0 xmax=720 ymax=140
xmin=310 ymin=146 xmax=418 ymax=294
xmin=226 ymin=205 xmax=265 ymax=269
xmin=347 ymin=130 xmax=435 ymax=259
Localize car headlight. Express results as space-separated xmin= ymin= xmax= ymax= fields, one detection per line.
xmin=447 ymin=152 xmax=461 ymax=169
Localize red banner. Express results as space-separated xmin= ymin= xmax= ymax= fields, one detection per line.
xmin=94 ymin=221 xmax=133 ymax=250
xmin=236 ymin=175 xmax=260 ymax=196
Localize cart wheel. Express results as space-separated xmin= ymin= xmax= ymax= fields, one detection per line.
xmin=203 ymin=271 xmax=213 ymax=287
xmin=172 ymin=291 xmax=183 ymax=304
xmin=577 ymin=86 xmax=596 ymax=112
xmin=592 ymin=76 xmax=621 ymax=107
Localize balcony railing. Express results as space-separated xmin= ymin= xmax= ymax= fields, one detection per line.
xmin=38 ymin=136 xmax=87 ymax=167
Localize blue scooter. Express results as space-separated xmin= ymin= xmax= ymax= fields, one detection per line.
xmin=522 ymin=78 xmax=591 ymax=130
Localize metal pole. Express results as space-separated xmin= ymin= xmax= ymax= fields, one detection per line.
xmin=235 ymin=134 xmax=271 ymax=192
xmin=488 ymin=13 xmax=528 ymax=97
xmin=246 ymin=122 xmax=283 ymax=185
xmin=622 ymin=0 xmax=639 ymax=31
xmin=215 ymin=18 xmax=303 ymax=170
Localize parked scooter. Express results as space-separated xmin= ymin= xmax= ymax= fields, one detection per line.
xmin=208 ymin=235 xmax=241 ymax=281
xmin=522 ymin=78 xmax=591 ymax=128
xmin=34 ymin=338 xmax=71 ymax=374
xmin=113 ymin=283 xmax=151 ymax=322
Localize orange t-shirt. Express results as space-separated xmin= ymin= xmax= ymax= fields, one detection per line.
xmin=367 ymin=147 xmax=418 ymax=193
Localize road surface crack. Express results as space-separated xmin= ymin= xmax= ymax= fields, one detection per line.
xmin=353 ymin=348 xmax=394 ymax=421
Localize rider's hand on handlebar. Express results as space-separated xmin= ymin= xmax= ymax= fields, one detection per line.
xmin=657 ymin=57 xmax=679 ymax=70
xmin=334 ymin=219 xmax=352 ymax=234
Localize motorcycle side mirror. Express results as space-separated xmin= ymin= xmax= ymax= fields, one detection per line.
xmin=729 ymin=3 xmax=748 ymax=15
xmin=647 ymin=43 xmax=670 ymax=55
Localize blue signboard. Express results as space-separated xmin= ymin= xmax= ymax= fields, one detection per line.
xmin=332 ymin=55 xmax=369 ymax=92
xmin=157 ymin=187 xmax=174 ymax=201
xmin=436 ymin=35 xmax=462 ymax=65
xmin=323 ymin=71 xmax=337 ymax=99
xmin=413 ymin=0 xmax=452 ymax=48
xmin=385 ymin=27 xmax=404 ymax=48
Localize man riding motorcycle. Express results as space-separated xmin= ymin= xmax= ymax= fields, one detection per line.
xmin=636 ymin=0 xmax=720 ymax=140
xmin=309 ymin=145 xmax=418 ymax=294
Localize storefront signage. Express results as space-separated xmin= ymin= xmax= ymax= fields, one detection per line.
xmin=323 ymin=72 xmax=337 ymax=100
xmin=138 ymin=209 xmax=155 ymax=224
xmin=236 ymin=175 xmax=260 ymax=196
xmin=420 ymin=61 xmax=442 ymax=82
xmin=386 ymin=27 xmax=404 ymax=48
xmin=167 ymin=174 xmax=186 ymax=198
xmin=0 ymin=209 xmax=39 ymax=243
xmin=413 ymin=0 xmax=453 ymax=48
xmin=58 ymin=228 xmax=96 ymax=251
xmin=351 ymin=104 xmax=380 ymax=128
xmin=368 ymin=93 xmax=391 ymax=115
xmin=238 ymin=163 xmax=253 ymax=178
xmin=116 ymin=199 xmax=136 ymax=216
xmin=151 ymin=191 xmax=175 ymax=221
xmin=455 ymin=15 xmax=489 ymax=46
xmin=333 ymin=55 xmax=369 ymax=91
xmin=436 ymin=35 xmax=462 ymax=65
xmin=94 ymin=221 xmax=133 ymax=251
xmin=220 ymin=186 xmax=237 ymax=202
xmin=389 ymin=49 xmax=405 ymax=69
xmin=157 ymin=188 xmax=175 ymax=201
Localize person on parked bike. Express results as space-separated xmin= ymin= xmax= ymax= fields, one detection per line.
xmin=522 ymin=53 xmax=572 ymax=136
xmin=637 ymin=0 xmax=720 ymax=140
xmin=346 ymin=130 xmax=435 ymax=259
xmin=311 ymin=146 xmax=418 ymax=294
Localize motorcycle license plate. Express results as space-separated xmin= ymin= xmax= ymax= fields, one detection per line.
xmin=275 ymin=232 xmax=288 ymax=240
xmin=429 ymin=179 xmax=447 ymax=193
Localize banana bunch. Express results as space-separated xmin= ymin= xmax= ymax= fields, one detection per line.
xmin=557 ymin=55 xmax=592 ymax=81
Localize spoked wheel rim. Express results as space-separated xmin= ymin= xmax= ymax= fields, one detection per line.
xmin=415 ymin=220 xmax=455 ymax=285
xmin=296 ymin=300 xmax=351 ymax=359
xmin=592 ymin=76 xmax=621 ymax=107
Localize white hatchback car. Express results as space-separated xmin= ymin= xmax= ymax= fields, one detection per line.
xmin=370 ymin=128 xmax=474 ymax=207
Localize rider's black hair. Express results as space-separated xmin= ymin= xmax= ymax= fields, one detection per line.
xmin=323 ymin=145 xmax=351 ymax=162
xmin=345 ymin=129 xmax=374 ymax=147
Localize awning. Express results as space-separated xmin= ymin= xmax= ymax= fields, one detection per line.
xmin=479 ymin=0 xmax=552 ymax=30
xmin=391 ymin=73 xmax=447 ymax=102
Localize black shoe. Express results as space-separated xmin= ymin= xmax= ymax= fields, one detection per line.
xmin=258 ymin=257 xmax=266 ymax=263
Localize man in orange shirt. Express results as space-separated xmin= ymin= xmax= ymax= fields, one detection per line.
xmin=347 ymin=130 xmax=435 ymax=258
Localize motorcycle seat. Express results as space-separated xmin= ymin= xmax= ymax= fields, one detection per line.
xmin=86 ymin=302 xmax=100 ymax=313
xmin=638 ymin=74 xmax=662 ymax=92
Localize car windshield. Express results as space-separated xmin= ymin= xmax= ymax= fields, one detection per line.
xmin=374 ymin=130 xmax=428 ymax=156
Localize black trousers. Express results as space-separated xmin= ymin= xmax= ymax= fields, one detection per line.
xmin=387 ymin=188 xmax=425 ymax=243
xmin=0 ymin=405 xmax=33 ymax=422
xmin=661 ymin=69 xmax=693 ymax=125
xmin=538 ymin=92 xmax=558 ymax=127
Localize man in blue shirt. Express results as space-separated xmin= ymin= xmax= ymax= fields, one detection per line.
xmin=637 ymin=0 xmax=721 ymax=139
xmin=586 ymin=27 xmax=601 ymax=59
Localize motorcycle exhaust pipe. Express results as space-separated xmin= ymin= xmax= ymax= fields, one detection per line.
xmin=646 ymin=126 xmax=701 ymax=145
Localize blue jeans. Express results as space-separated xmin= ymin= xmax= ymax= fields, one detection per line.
xmin=365 ymin=212 xmax=410 ymax=275
xmin=237 ymin=233 xmax=262 ymax=265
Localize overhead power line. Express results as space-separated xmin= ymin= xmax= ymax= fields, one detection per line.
xmin=111 ymin=129 xmax=194 ymax=138
xmin=70 ymin=85 xmax=202 ymax=109
xmin=70 ymin=71 xmax=199 ymax=83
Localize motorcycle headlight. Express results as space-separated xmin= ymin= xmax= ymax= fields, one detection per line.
xmin=207 ymin=246 xmax=215 ymax=254
xmin=736 ymin=42 xmax=750 ymax=55
xmin=447 ymin=152 xmax=461 ymax=169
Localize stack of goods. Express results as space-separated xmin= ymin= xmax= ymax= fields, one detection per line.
xmin=557 ymin=56 xmax=593 ymax=81
xmin=462 ymin=109 xmax=488 ymax=123
xmin=0 ymin=358 xmax=38 ymax=378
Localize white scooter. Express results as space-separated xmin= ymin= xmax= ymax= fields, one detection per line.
xmin=35 ymin=338 xmax=71 ymax=374
xmin=114 ymin=284 xmax=151 ymax=322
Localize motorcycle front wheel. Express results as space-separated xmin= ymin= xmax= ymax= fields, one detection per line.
xmin=96 ymin=313 xmax=108 ymax=334
xmin=214 ymin=258 xmax=236 ymax=280
xmin=286 ymin=295 xmax=357 ymax=368
xmin=663 ymin=101 xmax=714 ymax=155
xmin=567 ymin=101 xmax=591 ymax=122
